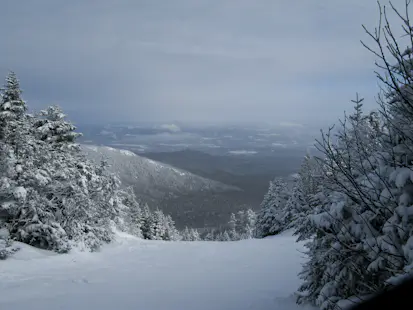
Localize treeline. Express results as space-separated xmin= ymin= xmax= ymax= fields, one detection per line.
xmin=254 ymin=2 xmax=413 ymax=309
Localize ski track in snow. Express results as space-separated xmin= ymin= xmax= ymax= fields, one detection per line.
xmin=0 ymin=231 xmax=315 ymax=310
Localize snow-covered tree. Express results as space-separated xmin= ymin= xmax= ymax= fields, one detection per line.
xmin=243 ymin=209 xmax=257 ymax=239
xmin=0 ymin=72 xmax=182 ymax=256
xmin=228 ymin=213 xmax=239 ymax=240
xmin=33 ymin=105 xmax=81 ymax=149
xmin=0 ymin=225 xmax=19 ymax=259
xmin=296 ymin=97 xmax=391 ymax=309
xmin=181 ymin=227 xmax=198 ymax=241
xmin=139 ymin=205 xmax=180 ymax=241
xmin=295 ymin=4 xmax=413 ymax=305
xmin=204 ymin=230 xmax=216 ymax=241
xmin=114 ymin=187 xmax=143 ymax=238
xmin=290 ymin=154 xmax=324 ymax=240
xmin=0 ymin=71 xmax=27 ymax=142
xmin=221 ymin=230 xmax=231 ymax=241
xmin=163 ymin=214 xmax=181 ymax=241
xmin=254 ymin=178 xmax=290 ymax=238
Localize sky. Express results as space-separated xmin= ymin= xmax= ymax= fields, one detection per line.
xmin=0 ymin=0 xmax=409 ymax=126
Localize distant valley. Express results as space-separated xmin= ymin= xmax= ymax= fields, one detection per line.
xmin=79 ymin=122 xmax=319 ymax=229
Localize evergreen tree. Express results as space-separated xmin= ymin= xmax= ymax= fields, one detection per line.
xmin=254 ymin=178 xmax=289 ymax=238
xmin=243 ymin=209 xmax=257 ymax=239
xmin=228 ymin=213 xmax=239 ymax=240
xmin=0 ymin=225 xmax=19 ymax=259
xmin=33 ymin=105 xmax=81 ymax=148
xmin=204 ymin=230 xmax=215 ymax=241
xmin=163 ymin=214 xmax=181 ymax=241
xmin=182 ymin=227 xmax=201 ymax=241
xmin=0 ymin=71 xmax=27 ymax=142
xmin=222 ymin=231 xmax=231 ymax=241
xmin=296 ymin=98 xmax=390 ymax=309
xmin=0 ymin=72 xmax=184 ymax=256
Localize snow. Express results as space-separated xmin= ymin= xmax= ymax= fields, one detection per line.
xmin=147 ymin=159 xmax=161 ymax=166
xmin=118 ymin=149 xmax=136 ymax=157
xmin=13 ymin=186 xmax=27 ymax=200
xmin=0 ymin=227 xmax=10 ymax=239
xmin=389 ymin=167 xmax=413 ymax=188
xmin=171 ymin=167 xmax=186 ymax=176
xmin=0 ymin=230 xmax=313 ymax=310
xmin=82 ymin=144 xmax=99 ymax=152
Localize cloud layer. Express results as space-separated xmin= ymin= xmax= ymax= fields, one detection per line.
xmin=0 ymin=0 xmax=407 ymax=125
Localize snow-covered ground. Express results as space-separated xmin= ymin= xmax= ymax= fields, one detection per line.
xmin=0 ymin=231 xmax=314 ymax=310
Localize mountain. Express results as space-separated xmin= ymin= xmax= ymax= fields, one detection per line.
xmin=82 ymin=145 xmax=238 ymax=199
xmin=81 ymin=145 xmax=241 ymax=228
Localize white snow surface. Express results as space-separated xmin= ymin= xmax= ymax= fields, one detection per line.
xmin=0 ymin=230 xmax=313 ymax=310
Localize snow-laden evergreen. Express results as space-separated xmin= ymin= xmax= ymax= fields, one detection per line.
xmin=0 ymin=226 xmax=19 ymax=259
xmin=292 ymin=4 xmax=413 ymax=308
xmin=0 ymin=72 xmax=181 ymax=256
xmin=254 ymin=178 xmax=290 ymax=238
xmin=181 ymin=227 xmax=201 ymax=241
xmin=189 ymin=208 xmax=257 ymax=242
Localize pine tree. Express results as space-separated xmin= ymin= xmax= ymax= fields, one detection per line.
xmin=140 ymin=204 xmax=153 ymax=239
xmin=222 ymin=231 xmax=231 ymax=241
xmin=163 ymin=214 xmax=181 ymax=241
xmin=228 ymin=213 xmax=239 ymax=240
xmin=182 ymin=227 xmax=201 ymax=241
xmin=254 ymin=178 xmax=289 ymax=238
xmin=244 ymin=209 xmax=257 ymax=239
xmin=204 ymin=230 xmax=215 ymax=241
xmin=295 ymin=98 xmax=391 ymax=309
xmin=236 ymin=210 xmax=246 ymax=238
xmin=33 ymin=105 xmax=81 ymax=149
xmin=0 ymin=72 xmax=27 ymax=142
xmin=0 ymin=72 xmax=139 ymax=253
xmin=0 ymin=225 xmax=19 ymax=259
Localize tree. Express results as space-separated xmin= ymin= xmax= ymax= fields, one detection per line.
xmin=254 ymin=178 xmax=289 ymax=238
xmin=163 ymin=214 xmax=181 ymax=241
xmin=181 ymin=227 xmax=201 ymax=241
xmin=0 ymin=225 xmax=19 ymax=259
xmin=296 ymin=3 xmax=413 ymax=307
xmin=0 ymin=72 xmax=182 ymax=256
xmin=243 ymin=209 xmax=257 ymax=239
xmin=222 ymin=231 xmax=231 ymax=241
xmin=0 ymin=71 xmax=27 ymax=142
xmin=228 ymin=213 xmax=239 ymax=240
xmin=204 ymin=230 xmax=216 ymax=241
xmin=33 ymin=105 xmax=81 ymax=148
xmin=0 ymin=72 xmax=144 ymax=253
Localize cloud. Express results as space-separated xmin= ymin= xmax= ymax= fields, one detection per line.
xmin=160 ymin=124 xmax=181 ymax=133
xmin=0 ymin=0 xmax=405 ymax=125
xmin=279 ymin=122 xmax=304 ymax=128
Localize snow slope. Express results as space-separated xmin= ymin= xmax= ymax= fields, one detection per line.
xmin=81 ymin=144 xmax=239 ymax=201
xmin=0 ymin=231 xmax=314 ymax=310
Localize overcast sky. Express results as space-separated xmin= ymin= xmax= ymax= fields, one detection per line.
xmin=0 ymin=0 xmax=408 ymax=125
